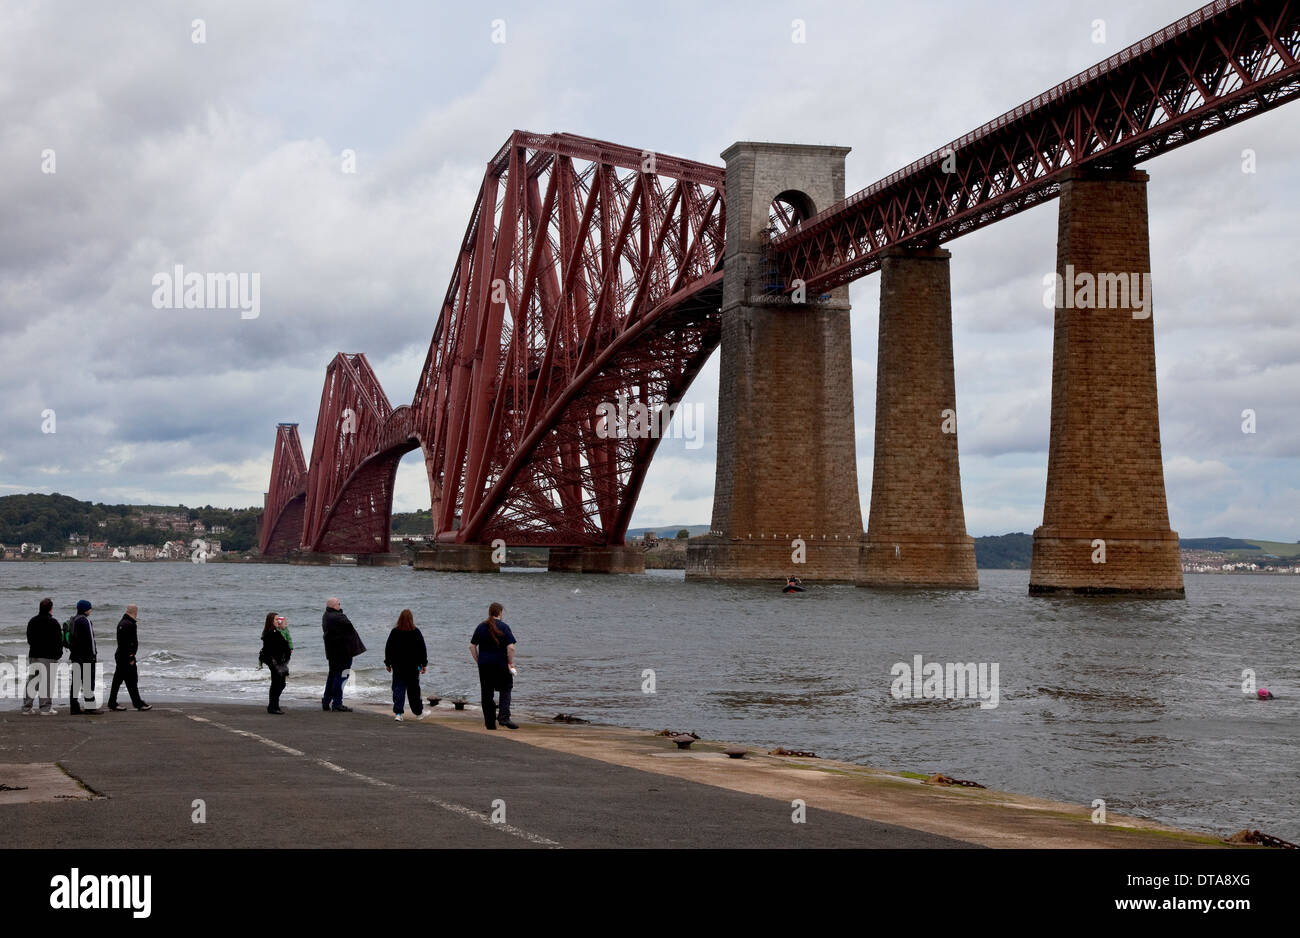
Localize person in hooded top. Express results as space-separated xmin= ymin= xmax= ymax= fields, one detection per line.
xmin=68 ymin=600 xmax=101 ymax=715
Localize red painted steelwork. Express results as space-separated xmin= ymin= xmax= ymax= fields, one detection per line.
xmin=259 ymin=423 xmax=308 ymax=555
xmin=772 ymin=0 xmax=1300 ymax=293
xmin=260 ymin=1 xmax=1300 ymax=556
xmin=411 ymin=132 xmax=726 ymax=547
xmin=261 ymin=132 xmax=726 ymax=554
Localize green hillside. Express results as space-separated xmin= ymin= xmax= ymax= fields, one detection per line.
xmin=0 ymin=493 xmax=260 ymax=552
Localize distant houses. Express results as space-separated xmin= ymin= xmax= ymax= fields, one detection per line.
xmin=0 ymin=532 xmax=225 ymax=562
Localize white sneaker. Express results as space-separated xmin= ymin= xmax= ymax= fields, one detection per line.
xmin=394 ymin=713 xmax=404 ymax=722
xmin=40 ymin=708 xmax=58 ymax=716
xmin=416 ymin=710 xmax=427 ymax=720
xmin=21 ymin=709 xmax=36 ymax=715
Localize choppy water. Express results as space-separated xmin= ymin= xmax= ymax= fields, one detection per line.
xmin=2 ymin=561 xmax=1297 ymax=840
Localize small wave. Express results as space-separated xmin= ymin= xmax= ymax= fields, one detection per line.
xmin=144 ymin=649 xmax=183 ymax=663
xmin=202 ymin=667 xmax=264 ymax=683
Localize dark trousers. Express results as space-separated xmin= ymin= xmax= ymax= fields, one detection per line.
xmin=268 ymin=663 xmax=287 ymax=711
xmin=69 ymin=662 xmax=97 ymax=713
xmin=391 ymin=667 xmax=422 ymax=715
xmin=478 ymin=664 xmax=512 ymax=727
xmin=323 ymin=657 xmax=352 ymax=709
xmin=109 ymin=659 xmax=145 ymax=708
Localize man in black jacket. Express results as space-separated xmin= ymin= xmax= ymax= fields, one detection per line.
xmin=321 ymin=597 xmax=362 ymax=712
xmin=108 ymin=604 xmax=151 ymax=712
xmin=22 ymin=598 xmax=64 ymax=714
xmin=68 ymin=599 xmax=102 ymax=715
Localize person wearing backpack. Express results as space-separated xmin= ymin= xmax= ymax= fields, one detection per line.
xmin=67 ymin=600 xmax=102 ymax=715
xmin=22 ymin=598 xmax=64 ymax=715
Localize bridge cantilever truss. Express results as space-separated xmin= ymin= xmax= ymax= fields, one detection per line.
xmin=261 ymin=131 xmax=726 ymax=554
xmin=771 ymin=0 xmax=1300 ymax=292
xmin=260 ymin=0 xmax=1300 ymax=557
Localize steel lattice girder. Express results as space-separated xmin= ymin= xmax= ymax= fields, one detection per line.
xmin=259 ymin=423 xmax=308 ymax=556
xmin=772 ymin=0 xmax=1300 ymax=294
xmin=300 ymin=352 xmax=401 ymax=551
xmin=259 ymin=0 xmax=1300 ymax=556
xmin=411 ymin=131 xmax=726 ymax=547
xmin=309 ymin=406 xmax=418 ymax=554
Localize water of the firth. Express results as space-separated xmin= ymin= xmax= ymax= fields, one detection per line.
xmin=1 ymin=562 xmax=1296 ymax=840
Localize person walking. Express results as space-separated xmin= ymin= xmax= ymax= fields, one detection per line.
xmin=22 ymin=598 xmax=63 ymax=715
xmin=321 ymin=597 xmax=363 ymax=712
xmin=259 ymin=613 xmax=292 ymax=714
xmin=384 ymin=609 xmax=428 ymax=722
xmin=108 ymin=604 xmax=151 ymax=711
xmin=67 ymin=600 xmax=101 ymax=715
xmin=469 ymin=602 xmax=517 ymax=730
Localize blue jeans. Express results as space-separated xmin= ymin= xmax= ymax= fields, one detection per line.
xmin=392 ymin=667 xmax=422 ymax=715
xmin=323 ymin=657 xmax=352 ymax=709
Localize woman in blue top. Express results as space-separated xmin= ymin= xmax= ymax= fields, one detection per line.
xmin=470 ymin=602 xmax=517 ymax=730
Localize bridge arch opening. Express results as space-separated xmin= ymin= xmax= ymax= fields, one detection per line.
xmin=388 ymin=442 xmax=435 ymax=552
xmin=768 ymin=189 xmax=816 ymax=237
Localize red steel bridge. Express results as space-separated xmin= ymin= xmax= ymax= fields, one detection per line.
xmin=261 ymin=0 xmax=1300 ymax=558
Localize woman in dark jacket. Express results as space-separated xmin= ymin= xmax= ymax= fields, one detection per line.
xmin=469 ymin=602 xmax=517 ymax=730
xmin=259 ymin=613 xmax=292 ymax=714
xmin=384 ymin=609 xmax=428 ymax=722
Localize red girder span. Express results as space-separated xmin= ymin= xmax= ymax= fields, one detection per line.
xmin=412 ymin=131 xmax=726 ymax=547
xmin=300 ymin=353 xmax=401 ymax=551
xmin=263 ymin=0 xmax=1300 ymax=555
xmin=259 ymin=423 xmax=308 ymax=556
xmin=772 ymin=0 xmax=1300 ymax=293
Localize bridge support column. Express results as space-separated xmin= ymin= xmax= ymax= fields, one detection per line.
xmin=1029 ymin=168 xmax=1183 ymax=597
xmin=356 ymin=552 xmax=402 ymax=567
xmin=859 ymin=247 xmax=977 ymax=589
xmin=687 ymin=141 xmax=864 ymax=583
xmin=288 ymin=552 xmax=334 ymax=566
xmin=413 ymin=544 xmax=498 ymax=573
xmin=548 ymin=546 xmax=645 ymax=574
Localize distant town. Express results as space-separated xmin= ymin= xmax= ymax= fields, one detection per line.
xmin=1 ymin=494 xmax=1297 ymax=573
xmin=2 ymin=510 xmax=228 ymax=561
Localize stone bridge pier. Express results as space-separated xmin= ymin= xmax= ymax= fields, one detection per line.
xmin=859 ymin=246 xmax=978 ymax=589
xmin=687 ymin=142 xmax=865 ymax=582
xmin=1029 ymin=168 xmax=1183 ymax=597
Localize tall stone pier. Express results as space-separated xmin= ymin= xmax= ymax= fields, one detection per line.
xmin=686 ymin=142 xmax=865 ymax=582
xmin=859 ymin=247 xmax=977 ymax=589
xmin=1029 ymin=168 xmax=1183 ymax=597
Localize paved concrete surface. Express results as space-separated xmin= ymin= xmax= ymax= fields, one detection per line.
xmin=0 ymin=703 xmax=977 ymax=848
xmin=0 ymin=763 xmax=96 ymax=805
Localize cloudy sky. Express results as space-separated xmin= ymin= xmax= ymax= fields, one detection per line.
xmin=2 ymin=0 xmax=1297 ymax=540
